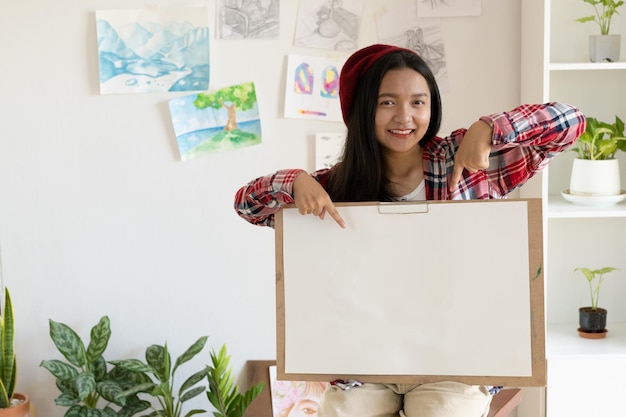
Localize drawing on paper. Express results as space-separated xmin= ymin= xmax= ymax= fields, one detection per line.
xmin=418 ymin=0 xmax=481 ymax=17
xmin=284 ymin=55 xmax=344 ymax=122
xmin=168 ymin=82 xmax=261 ymax=160
xmin=315 ymin=132 xmax=345 ymax=170
xmin=96 ymin=7 xmax=210 ymax=94
xmin=269 ymin=365 xmax=329 ymax=417
xmin=218 ymin=0 xmax=280 ymax=39
xmin=294 ymin=0 xmax=364 ymax=52
xmin=376 ymin=5 xmax=449 ymax=92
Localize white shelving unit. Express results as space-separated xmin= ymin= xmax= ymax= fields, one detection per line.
xmin=519 ymin=1 xmax=626 ymax=416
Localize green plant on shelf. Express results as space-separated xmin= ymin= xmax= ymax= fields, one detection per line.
xmin=575 ymin=0 xmax=625 ymax=35
xmin=572 ymin=115 xmax=626 ymax=160
xmin=574 ymin=266 xmax=619 ymax=309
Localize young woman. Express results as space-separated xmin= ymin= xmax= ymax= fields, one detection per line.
xmin=234 ymin=44 xmax=585 ymax=417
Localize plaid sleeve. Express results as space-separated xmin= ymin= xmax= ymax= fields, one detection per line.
xmin=233 ymin=169 xmax=305 ymax=228
xmin=478 ymin=102 xmax=586 ymax=195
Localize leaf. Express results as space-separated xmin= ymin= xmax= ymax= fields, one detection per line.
xmin=118 ymin=397 xmax=151 ymax=417
xmin=1 ymin=288 xmax=15 ymax=402
xmin=56 ymin=377 xmax=78 ymax=397
xmin=180 ymin=385 xmax=206 ymax=402
xmin=91 ymin=356 xmax=107 ymax=382
xmin=55 ymin=392 xmax=79 ymax=407
xmin=173 ymin=336 xmax=208 ymax=373
xmin=49 ymin=319 xmax=87 ymax=368
xmin=64 ymin=404 xmax=86 ymax=417
xmin=40 ymin=359 xmax=79 ymax=380
xmin=97 ymin=380 xmax=125 ymax=404
xmin=75 ymin=372 xmax=97 ymax=401
xmin=183 ymin=410 xmax=207 ymax=417
xmin=145 ymin=344 xmax=169 ymax=382
xmin=116 ymin=382 xmax=157 ymax=401
xmin=109 ymin=359 xmax=154 ymax=374
xmin=179 ymin=366 xmax=209 ymax=394
xmin=86 ymin=316 xmax=111 ymax=364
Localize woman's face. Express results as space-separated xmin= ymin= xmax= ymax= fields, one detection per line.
xmin=374 ymin=67 xmax=431 ymax=155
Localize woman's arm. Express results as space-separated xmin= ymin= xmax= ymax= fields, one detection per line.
xmin=233 ymin=168 xmax=305 ymax=228
xmin=455 ymin=102 xmax=585 ymax=197
xmin=234 ymin=168 xmax=335 ymax=228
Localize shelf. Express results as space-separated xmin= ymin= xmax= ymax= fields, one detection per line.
xmin=547 ymin=322 xmax=626 ymax=358
xmin=547 ymin=194 xmax=626 ymax=218
xmin=549 ymin=62 xmax=626 ymax=71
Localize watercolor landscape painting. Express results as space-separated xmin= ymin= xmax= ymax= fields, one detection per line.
xmin=96 ymin=7 xmax=210 ymax=94
xmin=169 ymin=82 xmax=262 ymax=161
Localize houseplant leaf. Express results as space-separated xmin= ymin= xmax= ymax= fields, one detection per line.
xmin=86 ymin=316 xmax=111 ymax=364
xmin=49 ymin=319 xmax=87 ymax=367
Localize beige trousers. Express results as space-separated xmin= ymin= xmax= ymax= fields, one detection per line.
xmin=318 ymin=382 xmax=492 ymax=417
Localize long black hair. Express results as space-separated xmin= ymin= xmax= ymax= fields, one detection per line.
xmin=326 ymin=50 xmax=442 ymax=202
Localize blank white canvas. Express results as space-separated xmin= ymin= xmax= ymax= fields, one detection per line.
xmin=281 ymin=201 xmax=533 ymax=377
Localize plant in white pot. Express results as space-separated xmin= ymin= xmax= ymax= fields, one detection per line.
xmin=575 ymin=0 xmax=624 ymax=62
xmin=574 ymin=266 xmax=619 ymax=338
xmin=563 ymin=115 xmax=626 ymax=205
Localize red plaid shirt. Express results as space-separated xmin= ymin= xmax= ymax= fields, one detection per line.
xmin=234 ymin=102 xmax=585 ymax=228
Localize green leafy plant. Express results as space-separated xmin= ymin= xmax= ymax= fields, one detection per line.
xmin=575 ymin=0 xmax=625 ymax=35
xmin=110 ymin=336 xmax=210 ymax=417
xmin=206 ymin=345 xmax=263 ymax=417
xmin=575 ymin=266 xmax=619 ymax=309
xmin=40 ymin=316 xmax=150 ymax=417
xmin=572 ymin=115 xmax=626 ymax=160
xmin=0 ymin=287 xmax=16 ymax=409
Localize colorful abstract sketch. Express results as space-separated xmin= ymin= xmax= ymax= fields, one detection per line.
xmin=284 ymin=54 xmax=343 ymax=122
xmin=168 ymin=82 xmax=262 ymax=161
xmin=96 ymin=7 xmax=210 ymax=94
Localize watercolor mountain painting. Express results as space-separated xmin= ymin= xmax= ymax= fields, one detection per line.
xmin=169 ymin=82 xmax=262 ymax=161
xmin=96 ymin=7 xmax=210 ymax=94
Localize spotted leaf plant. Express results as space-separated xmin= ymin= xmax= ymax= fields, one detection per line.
xmin=40 ymin=316 xmax=150 ymax=417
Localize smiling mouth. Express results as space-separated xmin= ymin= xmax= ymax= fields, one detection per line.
xmin=389 ymin=129 xmax=414 ymax=135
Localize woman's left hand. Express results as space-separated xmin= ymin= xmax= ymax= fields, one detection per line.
xmin=449 ymin=120 xmax=493 ymax=191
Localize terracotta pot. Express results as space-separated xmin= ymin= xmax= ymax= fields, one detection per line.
xmin=0 ymin=393 xmax=30 ymax=417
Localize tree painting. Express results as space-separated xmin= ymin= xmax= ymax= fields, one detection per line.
xmin=168 ymin=82 xmax=262 ymax=161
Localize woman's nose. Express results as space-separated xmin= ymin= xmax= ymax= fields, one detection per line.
xmin=394 ymin=105 xmax=412 ymax=122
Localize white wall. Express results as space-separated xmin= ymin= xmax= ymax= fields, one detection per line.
xmin=0 ymin=1 xmax=522 ymax=416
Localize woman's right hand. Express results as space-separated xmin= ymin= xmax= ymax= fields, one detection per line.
xmin=293 ymin=172 xmax=346 ymax=228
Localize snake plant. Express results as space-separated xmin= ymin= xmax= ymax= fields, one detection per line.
xmin=0 ymin=287 xmax=16 ymax=408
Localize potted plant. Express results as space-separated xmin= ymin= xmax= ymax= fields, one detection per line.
xmin=109 ymin=336 xmax=211 ymax=417
xmin=40 ymin=316 xmax=151 ymax=417
xmin=206 ymin=345 xmax=263 ymax=417
xmin=563 ymin=115 xmax=626 ymax=205
xmin=0 ymin=288 xmax=30 ymax=417
xmin=110 ymin=339 xmax=263 ymax=417
xmin=574 ymin=266 xmax=619 ymax=338
xmin=575 ymin=0 xmax=624 ymax=62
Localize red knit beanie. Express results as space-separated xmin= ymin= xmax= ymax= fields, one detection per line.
xmin=339 ymin=44 xmax=415 ymax=125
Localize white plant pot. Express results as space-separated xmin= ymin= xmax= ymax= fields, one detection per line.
xmin=569 ymin=158 xmax=621 ymax=196
xmin=589 ymin=34 xmax=621 ymax=63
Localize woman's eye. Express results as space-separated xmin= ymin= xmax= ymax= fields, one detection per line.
xmin=380 ymin=100 xmax=394 ymax=106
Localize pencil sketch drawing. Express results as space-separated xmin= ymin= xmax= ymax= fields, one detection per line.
xmin=96 ymin=7 xmax=210 ymax=94
xmin=418 ymin=0 xmax=481 ymax=17
xmin=315 ymin=132 xmax=346 ymax=170
xmin=218 ymin=0 xmax=280 ymax=40
xmin=168 ymin=82 xmax=262 ymax=161
xmin=294 ymin=0 xmax=364 ymax=52
xmin=376 ymin=5 xmax=449 ymax=92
